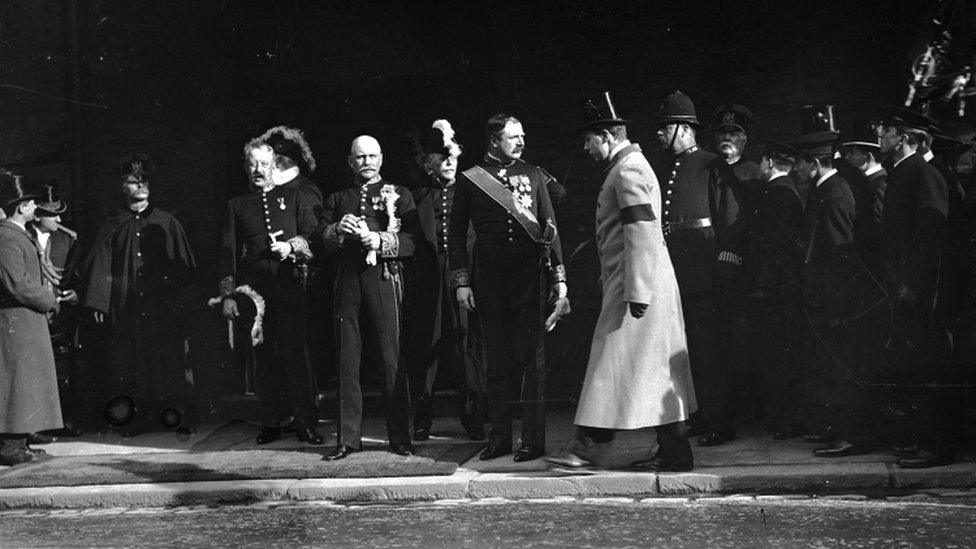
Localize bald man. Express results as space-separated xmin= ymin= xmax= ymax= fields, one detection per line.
xmin=319 ymin=136 xmax=421 ymax=460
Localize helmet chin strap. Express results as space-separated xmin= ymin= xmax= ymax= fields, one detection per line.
xmin=668 ymin=124 xmax=680 ymax=153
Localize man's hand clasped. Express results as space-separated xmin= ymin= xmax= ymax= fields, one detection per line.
xmin=456 ymin=287 xmax=476 ymax=312
xmin=222 ymin=298 xmax=239 ymax=321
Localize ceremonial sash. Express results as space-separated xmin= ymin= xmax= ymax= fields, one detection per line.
xmin=463 ymin=165 xmax=545 ymax=243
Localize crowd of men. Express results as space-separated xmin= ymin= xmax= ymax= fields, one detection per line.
xmin=1 ymin=89 xmax=973 ymax=470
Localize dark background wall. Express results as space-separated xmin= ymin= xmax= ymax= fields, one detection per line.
xmin=0 ymin=0 xmax=926 ymax=407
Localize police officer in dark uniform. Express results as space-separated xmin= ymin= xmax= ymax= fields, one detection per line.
xmin=739 ymin=139 xmax=804 ymax=438
xmin=319 ymin=135 xmax=420 ymax=460
xmin=714 ymin=103 xmax=764 ymax=421
xmin=714 ymin=104 xmax=763 ymax=207
xmin=449 ymin=114 xmax=569 ymax=463
xmin=654 ymin=91 xmax=745 ymax=447
xmin=219 ymin=139 xmax=323 ymax=446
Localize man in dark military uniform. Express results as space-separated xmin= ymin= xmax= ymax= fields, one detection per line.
xmin=714 ymin=104 xmax=763 ymax=206
xmin=404 ymin=119 xmax=487 ymax=442
xmin=713 ymin=103 xmax=764 ymax=422
xmin=319 ymin=135 xmax=420 ymax=460
xmin=81 ymin=154 xmax=197 ymax=436
xmin=219 ymin=139 xmax=323 ymax=446
xmin=450 ymin=114 xmax=569 ymax=463
xmin=738 ymin=140 xmax=804 ymax=438
xmin=872 ymin=109 xmax=954 ymax=468
xmin=839 ymin=119 xmax=887 ymax=273
xmin=654 ymin=91 xmax=744 ymax=447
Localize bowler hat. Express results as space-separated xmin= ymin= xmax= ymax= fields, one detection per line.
xmin=120 ymin=153 xmax=153 ymax=180
xmin=879 ymin=106 xmax=943 ymax=134
xmin=714 ymin=103 xmax=752 ymax=133
xmin=422 ymin=119 xmax=463 ymax=158
xmin=657 ymin=90 xmax=703 ymax=128
xmin=581 ymin=91 xmax=630 ymax=129
xmin=793 ymin=134 xmax=837 ymax=157
xmin=761 ymin=138 xmax=803 ymax=162
xmin=0 ymin=170 xmax=39 ymax=209
xmin=840 ymin=119 xmax=882 ymax=149
xmin=35 ymin=183 xmax=67 ymax=217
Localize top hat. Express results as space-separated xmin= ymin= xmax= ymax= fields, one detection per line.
xmin=422 ymin=119 xmax=463 ymax=158
xmin=840 ymin=119 xmax=882 ymax=149
xmin=35 ymin=183 xmax=67 ymax=217
xmin=657 ymin=90 xmax=703 ymax=128
xmin=761 ymin=138 xmax=803 ymax=162
xmin=0 ymin=170 xmax=39 ymax=209
xmin=798 ymin=104 xmax=837 ymax=135
xmin=120 ymin=153 xmax=153 ymax=180
xmin=794 ymin=103 xmax=840 ymax=152
xmin=581 ymin=91 xmax=630 ymax=130
xmin=714 ymin=103 xmax=752 ymax=133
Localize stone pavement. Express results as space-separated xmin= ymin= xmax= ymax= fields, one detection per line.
xmin=1 ymin=410 xmax=973 ymax=509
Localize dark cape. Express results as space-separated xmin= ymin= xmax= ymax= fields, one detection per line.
xmin=81 ymin=205 xmax=197 ymax=407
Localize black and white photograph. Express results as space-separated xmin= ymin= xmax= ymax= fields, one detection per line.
xmin=1 ymin=0 xmax=975 ymax=546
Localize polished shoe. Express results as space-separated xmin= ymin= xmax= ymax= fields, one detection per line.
xmin=891 ymin=443 xmax=920 ymax=457
xmin=479 ymin=442 xmax=512 ymax=461
xmin=27 ymin=432 xmax=56 ymax=445
xmin=0 ymin=447 xmax=40 ymax=466
xmin=896 ymin=449 xmax=953 ymax=469
xmin=296 ymin=427 xmax=325 ymax=446
xmin=513 ymin=444 xmax=545 ymax=462
xmin=630 ymin=454 xmax=693 ymax=472
xmin=698 ymin=431 xmax=734 ymax=447
xmin=323 ymin=445 xmax=360 ymax=461
xmin=413 ymin=426 xmax=431 ymax=442
xmin=255 ymin=427 xmax=282 ymax=445
xmin=390 ymin=443 xmax=415 ymax=457
xmin=813 ymin=440 xmax=873 ymax=458
xmin=467 ymin=428 xmax=486 ymax=442
xmin=543 ymin=452 xmax=594 ymax=469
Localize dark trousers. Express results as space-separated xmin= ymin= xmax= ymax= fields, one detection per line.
xmin=334 ymin=261 xmax=410 ymax=447
xmin=745 ymin=296 xmax=803 ymax=433
xmin=474 ymin=243 xmax=547 ymax=449
xmin=411 ymin=253 xmax=485 ymax=433
xmin=248 ymin=283 xmax=318 ymax=429
xmin=681 ymin=290 xmax=734 ymax=437
xmin=655 ymin=421 xmax=693 ymax=466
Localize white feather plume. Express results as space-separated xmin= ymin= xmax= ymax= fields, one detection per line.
xmin=431 ymin=119 xmax=461 ymax=156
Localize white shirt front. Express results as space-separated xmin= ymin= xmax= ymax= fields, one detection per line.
xmin=815 ymin=168 xmax=838 ymax=187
